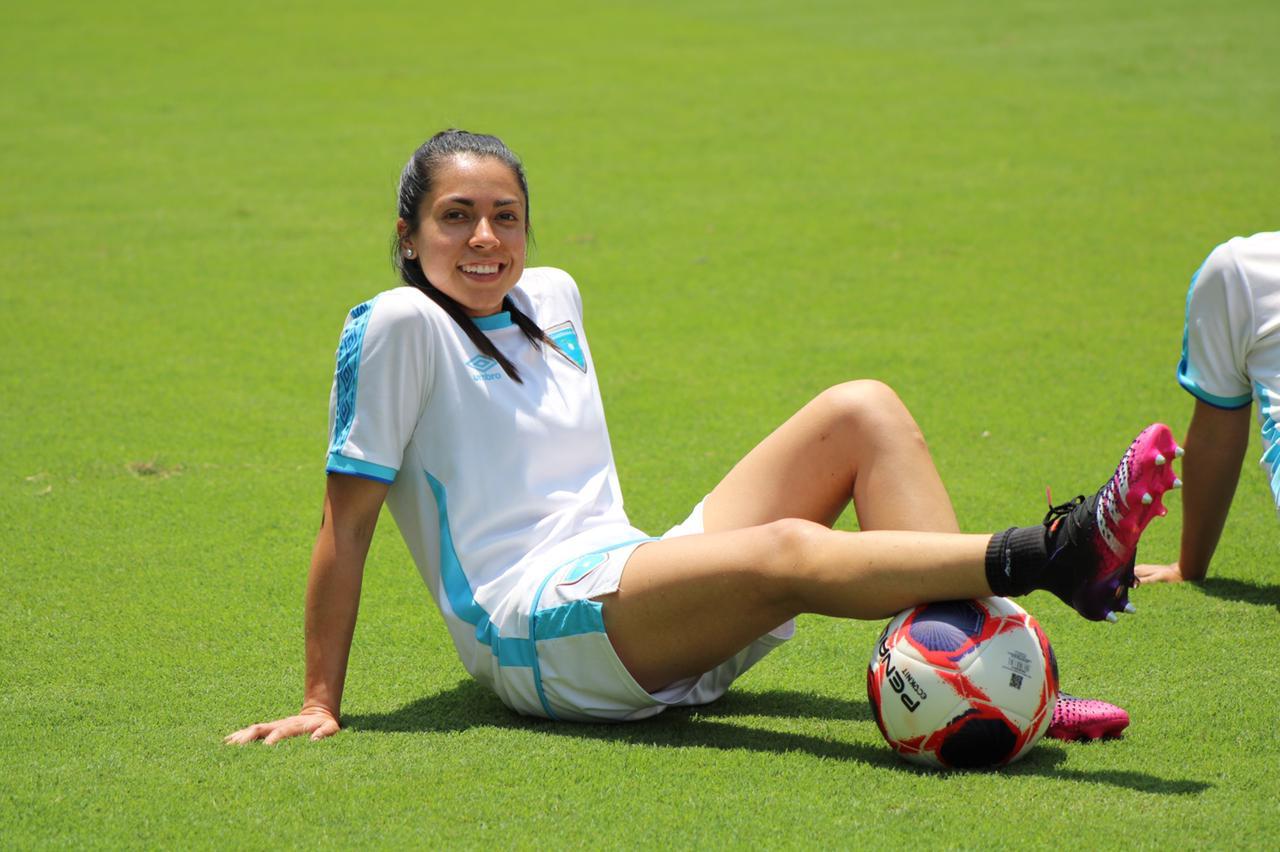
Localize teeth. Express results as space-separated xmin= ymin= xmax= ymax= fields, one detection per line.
xmin=1155 ymin=454 xmax=1167 ymax=466
xmin=1175 ymin=446 xmax=1185 ymax=458
xmin=461 ymin=263 xmax=499 ymax=274
xmin=1172 ymin=478 xmax=1182 ymax=489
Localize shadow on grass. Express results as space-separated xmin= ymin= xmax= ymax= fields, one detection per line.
xmin=344 ymin=680 xmax=1210 ymax=795
xmin=1196 ymin=576 xmax=1280 ymax=611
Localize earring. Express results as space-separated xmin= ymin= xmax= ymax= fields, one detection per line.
xmin=404 ymin=248 xmax=414 ymax=259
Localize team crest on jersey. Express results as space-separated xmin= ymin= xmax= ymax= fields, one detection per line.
xmin=466 ymin=354 xmax=503 ymax=382
xmin=545 ymin=321 xmax=588 ymax=372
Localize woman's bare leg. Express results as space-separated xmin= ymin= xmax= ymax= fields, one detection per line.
xmin=603 ymin=414 xmax=1179 ymax=691
xmin=702 ymin=380 xmax=959 ymax=534
xmin=603 ymin=380 xmax=971 ymax=691
xmin=603 ymin=521 xmax=991 ymax=691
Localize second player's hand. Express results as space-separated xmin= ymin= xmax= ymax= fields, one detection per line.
xmin=224 ymin=708 xmax=340 ymax=745
xmin=1135 ymin=562 xmax=1186 ymax=584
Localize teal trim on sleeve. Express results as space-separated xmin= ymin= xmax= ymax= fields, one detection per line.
xmin=325 ymin=453 xmax=397 ymax=483
xmin=1176 ymin=373 xmax=1252 ymax=410
xmin=1177 ymin=265 xmax=1201 ymax=388
xmin=329 ymin=297 xmax=379 ymax=455
xmin=473 ymin=311 xmax=513 ymax=331
xmin=1177 ymin=261 xmax=1251 ymax=410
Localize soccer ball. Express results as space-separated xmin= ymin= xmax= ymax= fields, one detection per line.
xmin=866 ymin=596 xmax=1058 ymax=770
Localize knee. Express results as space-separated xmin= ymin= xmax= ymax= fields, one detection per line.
xmin=759 ymin=516 xmax=826 ymax=560
xmin=817 ymin=380 xmax=924 ymax=445
xmin=753 ymin=517 xmax=830 ymax=605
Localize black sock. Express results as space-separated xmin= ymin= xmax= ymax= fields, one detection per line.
xmin=984 ymin=525 xmax=1050 ymax=597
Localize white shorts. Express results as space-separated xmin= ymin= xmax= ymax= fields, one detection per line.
xmin=494 ymin=501 xmax=795 ymax=722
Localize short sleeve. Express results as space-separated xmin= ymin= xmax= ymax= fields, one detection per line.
xmin=326 ymin=292 xmax=433 ymax=482
xmin=1177 ymin=243 xmax=1254 ymax=409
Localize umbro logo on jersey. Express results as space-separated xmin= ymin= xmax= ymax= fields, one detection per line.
xmin=466 ymin=355 xmax=503 ymax=382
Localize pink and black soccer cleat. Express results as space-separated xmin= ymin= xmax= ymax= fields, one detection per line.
xmin=1044 ymin=423 xmax=1182 ymax=621
xmin=1046 ymin=694 xmax=1130 ymax=742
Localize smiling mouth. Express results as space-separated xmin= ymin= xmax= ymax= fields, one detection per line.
xmin=460 ymin=262 xmax=502 ymax=275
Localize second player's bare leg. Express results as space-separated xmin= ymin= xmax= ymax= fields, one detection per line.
xmin=702 ymin=380 xmax=959 ymax=534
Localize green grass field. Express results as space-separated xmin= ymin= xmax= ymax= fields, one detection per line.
xmin=4 ymin=0 xmax=1279 ymax=847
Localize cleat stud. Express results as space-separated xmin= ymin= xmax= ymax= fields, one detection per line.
xmin=1155 ymin=453 xmax=1167 ymax=466
xmin=1141 ymin=492 xmax=1153 ymax=505
xmin=1175 ymin=446 xmax=1185 ymax=458
xmin=1105 ymin=612 xmax=1119 ymax=623
xmin=1172 ymin=478 xmax=1183 ymax=489
xmin=1158 ymin=507 xmax=1168 ymax=517
xmin=1124 ymin=602 xmax=1137 ymax=614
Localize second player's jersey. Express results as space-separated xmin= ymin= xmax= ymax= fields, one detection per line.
xmin=1177 ymin=231 xmax=1280 ymax=508
xmin=325 ymin=267 xmax=648 ymax=688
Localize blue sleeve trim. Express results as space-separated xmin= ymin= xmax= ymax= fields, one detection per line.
xmin=325 ymin=452 xmax=397 ymax=483
xmin=329 ymin=297 xmax=379 ymax=454
xmin=1175 ymin=371 xmax=1252 ymax=410
xmin=1177 ymin=258 xmax=1251 ymax=410
xmin=1176 ymin=266 xmax=1201 ymax=394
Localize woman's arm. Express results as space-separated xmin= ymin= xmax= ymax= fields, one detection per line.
xmin=225 ymin=473 xmax=390 ymax=744
xmin=1136 ymin=400 xmax=1252 ymax=583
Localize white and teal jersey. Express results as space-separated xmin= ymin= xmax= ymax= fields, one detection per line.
xmin=1178 ymin=231 xmax=1280 ymax=508
xmin=325 ymin=267 xmax=649 ymax=704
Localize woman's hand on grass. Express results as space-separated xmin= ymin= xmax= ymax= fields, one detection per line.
xmin=225 ymin=478 xmax=386 ymax=748
xmin=224 ymin=708 xmax=340 ymax=745
xmin=1135 ymin=561 xmax=1186 ymax=584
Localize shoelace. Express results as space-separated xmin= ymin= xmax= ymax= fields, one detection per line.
xmin=1043 ymin=489 xmax=1139 ymax=589
xmin=1042 ymin=490 xmax=1085 ymax=531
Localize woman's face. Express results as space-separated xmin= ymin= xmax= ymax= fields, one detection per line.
xmin=402 ymin=155 xmax=528 ymax=317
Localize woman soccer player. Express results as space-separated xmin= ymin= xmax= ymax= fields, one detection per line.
xmin=1138 ymin=231 xmax=1280 ymax=585
xmin=227 ymin=130 xmax=1179 ymax=742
